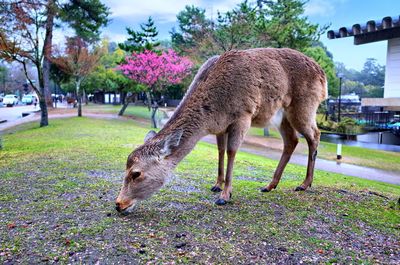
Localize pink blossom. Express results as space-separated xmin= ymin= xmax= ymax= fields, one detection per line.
xmin=117 ymin=49 xmax=193 ymax=90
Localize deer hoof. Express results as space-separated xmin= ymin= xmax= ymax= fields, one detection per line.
xmin=260 ymin=187 xmax=271 ymax=192
xmin=295 ymin=186 xmax=306 ymax=191
xmin=211 ymin=186 xmax=222 ymax=192
xmin=215 ymin=198 xmax=227 ymax=206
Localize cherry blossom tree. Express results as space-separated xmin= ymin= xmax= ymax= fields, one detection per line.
xmin=118 ymin=49 xmax=193 ymax=127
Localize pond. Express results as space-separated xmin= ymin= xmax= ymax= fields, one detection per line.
xmin=320 ymin=131 xmax=400 ymax=152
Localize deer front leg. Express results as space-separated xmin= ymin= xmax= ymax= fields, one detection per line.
xmin=215 ymin=117 xmax=251 ymax=205
xmin=261 ymin=116 xmax=298 ymax=192
xmin=211 ymin=133 xmax=227 ymax=192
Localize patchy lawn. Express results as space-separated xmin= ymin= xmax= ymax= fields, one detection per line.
xmin=0 ymin=118 xmax=399 ymax=264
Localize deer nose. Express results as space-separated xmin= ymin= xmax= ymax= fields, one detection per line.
xmin=115 ymin=202 xmax=122 ymax=212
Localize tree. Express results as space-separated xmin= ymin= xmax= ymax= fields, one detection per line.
xmin=119 ymin=17 xmax=160 ymax=53
xmin=360 ymin=58 xmax=385 ymax=87
xmin=83 ymin=39 xmax=141 ymax=115
xmin=118 ymin=49 xmax=193 ymax=127
xmin=0 ymin=0 xmax=109 ymax=127
xmin=335 ymin=59 xmax=385 ymax=98
xmin=50 ymin=62 xmax=71 ymax=95
xmin=0 ymin=1 xmax=52 ymax=126
xmin=171 ymin=5 xmax=211 ymax=60
xmin=42 ymin=0 xmax=110 ymax=110
xmin=52 ymin=37 xmax=100 ymax=117
xmin=60 ymin=0 xmax=110 ymax=43
xmin=0 ymin=64 xmax=7 ymax=93
xmin=172 ymin=0 xmax=326 ymax=61
xmin=212 ymin=2 xmax=265 ymax=52
xmin=263 ymin=0 xmax=325 ymax=50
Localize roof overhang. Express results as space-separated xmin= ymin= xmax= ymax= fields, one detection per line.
xmin=327 ymin=16 xmax=400 ymax=45
xmin=362 ymin=97 xmax=400 ymax=107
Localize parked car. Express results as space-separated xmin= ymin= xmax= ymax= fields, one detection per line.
xmin=3 ymin=94 xmax=19 ymax=107
xmin=22 ymin=94 xmax=36 ymax=105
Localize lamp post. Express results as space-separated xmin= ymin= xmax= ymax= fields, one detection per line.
xmin=337 ymin=73 xmax=343 ymax=122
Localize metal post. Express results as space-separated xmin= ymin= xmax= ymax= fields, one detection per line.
xmin=54 ymin=83 xmax=57 ymax=108
xmin=338 ymin=76 xmax=342 ymax=122
xmin=336 ymin=143 xmax=342 ymax=160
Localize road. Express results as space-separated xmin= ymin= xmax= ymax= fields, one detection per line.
xmin=0 ymin=104 xmax=39 ymax=123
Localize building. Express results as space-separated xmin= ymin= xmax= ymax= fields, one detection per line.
xmin=327 ymin=15 xmax=400 ymax=112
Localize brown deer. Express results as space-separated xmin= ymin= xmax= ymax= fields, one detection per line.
xmin=116 ymin=48 xmax=327 ymax=214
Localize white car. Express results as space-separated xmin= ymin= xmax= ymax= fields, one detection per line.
xmin=3 ymin=94 xmax=19 ymax=107
xmin=22 ymin=94 xmax=36 ymax=105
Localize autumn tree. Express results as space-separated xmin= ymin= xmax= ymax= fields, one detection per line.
xmin=118 ymin=49 xmax=193 ymax=127
xmin=0 ymin=1 xmax=52 ymax=126
xmin=52 ymin=37 xmax=100 ymax=117
xmin=0 ymin=0 xmax=109 ymax=127
xmin=42 ymin=0 xmax=109 ymax=110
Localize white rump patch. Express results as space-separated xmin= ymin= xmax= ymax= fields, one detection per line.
xmin=269 ymin=108 xmax=284 ymax=129
xmin=324 ymin=76 xmax=328 ymax=100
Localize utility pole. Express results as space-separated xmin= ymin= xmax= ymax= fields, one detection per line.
xmin=337 ymin=74 xmax=343 ymax=122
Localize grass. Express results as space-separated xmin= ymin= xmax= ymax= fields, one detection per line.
xmin=0 ymin=117 xmax=399 ymax=263
xmin=85 ymin=104 xmax=153 ymax=120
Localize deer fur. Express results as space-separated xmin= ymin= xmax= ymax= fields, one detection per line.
xmin=116 ymin=48 xmax=327 ymax=213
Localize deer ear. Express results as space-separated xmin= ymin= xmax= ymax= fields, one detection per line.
xmin=160 ymin=129 xmax=183 ymax=157
xmin=144 ymin=130 xmax=157 ymax=142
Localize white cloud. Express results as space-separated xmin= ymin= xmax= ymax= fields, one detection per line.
xmin=103 ymin=0 xmax=242 ymax=23
xmin=103 ymin=0 xmax=201 ymax=23
xmin=304 ymin=0 xmax=343 ymax=17
xmin=100 ymin=0 xmax=244 ymax=41
xmin=102 ymin=31 xmax=128 ymax=43
xmin=305 ymin=0 xmax=333 ymax=17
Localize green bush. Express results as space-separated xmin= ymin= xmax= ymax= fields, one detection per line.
xmin=317 ymin=117 xmax=364 ymax=134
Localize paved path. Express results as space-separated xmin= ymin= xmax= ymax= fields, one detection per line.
xmin=202 ymin=135 xmax=400 ymax=185
xmin=1 ymin=111 xmax=399 ymax=185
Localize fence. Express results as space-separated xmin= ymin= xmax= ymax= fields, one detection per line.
xmin=342 ymin=112 xmax=396 ymax=128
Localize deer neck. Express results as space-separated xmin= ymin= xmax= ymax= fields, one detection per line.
xmin=162 ymin=109 xmax=208 ymax=167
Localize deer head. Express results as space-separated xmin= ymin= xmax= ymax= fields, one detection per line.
xmin=115 ymin=129 xmax=183 ymax=214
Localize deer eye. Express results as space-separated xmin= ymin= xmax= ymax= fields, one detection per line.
xmin=130 ymin=171 xmax=141 ymax=180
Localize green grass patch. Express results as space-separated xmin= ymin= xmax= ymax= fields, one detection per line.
xmin=1 ymin=117 xmax=399 ymax=264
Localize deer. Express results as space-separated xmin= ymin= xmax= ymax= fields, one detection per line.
xmin=116 ymin=48 xmax=327 ymax=214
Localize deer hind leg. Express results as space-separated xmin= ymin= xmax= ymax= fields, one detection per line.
xmin=287 ymin=103 xmax=321 ymax=191
xmin=215 ymin=116 xmax=252 ymax=205
xmin=261 ymin=115 xmax=298 ymax=192
xmin=211 ymin=133 xmax=227 ymax=192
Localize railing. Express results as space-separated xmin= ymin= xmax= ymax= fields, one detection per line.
xmin=341 ymin=112 xmax=396 ymax=128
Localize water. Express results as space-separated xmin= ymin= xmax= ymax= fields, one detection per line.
xmin=320 ymin=131 xmax=400 ymax=152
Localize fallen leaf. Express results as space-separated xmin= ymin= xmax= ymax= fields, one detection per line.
xmin=7 ymin=223 xmax=16 ymax=229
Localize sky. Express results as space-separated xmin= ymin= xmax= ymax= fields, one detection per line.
xmin=100 ymin=0 xmax=400 ymax=71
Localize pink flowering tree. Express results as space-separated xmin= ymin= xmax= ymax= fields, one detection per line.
xmin=118 ymin=49 xmax=193 ymax=127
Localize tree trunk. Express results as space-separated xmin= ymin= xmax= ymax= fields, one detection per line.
xmin=43 ymin=0 xmax=56 ymax=108
xmin=118 ymin=92 xmax=128 ymax=116
xmin=76 ymin=79 xmax=82 ymax=117
xmin=151 ymin=104 xmax=158 ymax=128
xmin=22 ymin=61 xmax=49 ymax=127
xmin=145 ymin=91 xmax=152 ymax=111
xmin=83 ymin=89 xmax=88 ymax=105
xmin=39 ymin=97 xmax=49 ymax=127
xmin=118 ymin=92 xmax=134 ymax=116
xmin=119 ymin=102 xmax=129 ymax=116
